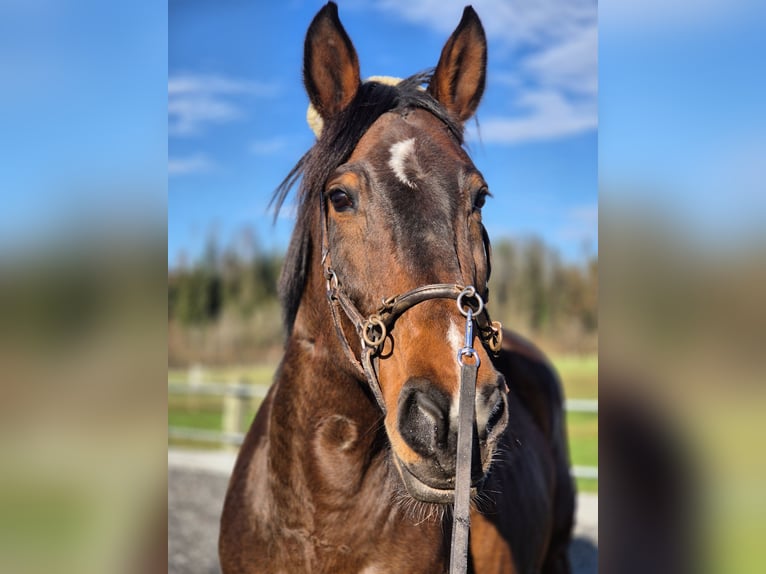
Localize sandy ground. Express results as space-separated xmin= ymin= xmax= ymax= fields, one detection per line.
xmin=168 ymin=449 xmax=597 ymax=574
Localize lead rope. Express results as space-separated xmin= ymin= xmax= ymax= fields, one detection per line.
xmin=450 ymin=292 xmax=482 ymax=574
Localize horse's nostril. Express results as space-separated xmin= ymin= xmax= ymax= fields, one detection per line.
xmin=486 ymin=394 xmax=506 ymax=434
xmin=477 ymin=383 xmax=508 ymax=440
xmin=415 ymin=393 xmax=443 ymax=424
xmin=397 ymin=379 xmax=451 ymax=457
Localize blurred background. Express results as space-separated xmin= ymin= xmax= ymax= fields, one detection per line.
xmin=167 ymin=1 xmax=598 ymax=572
xmin=1 ymin=0 xmax=764 ymax=573
xmin=165 ymin=0 xmax=599 ymax=442
xmin=1 ymin=1 xmax=167 ymax=573
xmin=600 ymin=1 xmax=766 ymax=572
xmin=167 ymin=3 xmax=598 ymax=571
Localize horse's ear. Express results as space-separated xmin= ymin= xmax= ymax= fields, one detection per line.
xmin=428 ymin=6 xmax=487 ymax=123
xmin=304 ymin=2 xmax=361 ymax=121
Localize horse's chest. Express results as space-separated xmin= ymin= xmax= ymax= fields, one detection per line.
xmin=309 ymin=488 xmax=449 ymax=572
xmin=269 ymin=511 xmax=447 ymax=574
xmin=263 ymin=436 xmax=449 ymax=572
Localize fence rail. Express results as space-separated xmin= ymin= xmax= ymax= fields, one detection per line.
xmin=169 ymin=381 xmax=598 ymax=479
xmin=564 ymin=398 xmax=598 ymax=413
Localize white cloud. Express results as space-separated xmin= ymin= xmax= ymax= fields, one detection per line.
xmin=168 ymin=96 xmax=243 ymax=137
xmin=168 ymin=74 xmax=278 ymax=97
xmin=249 ymin=137 xmax=289 ymax=156
xmin=375 ymin=0 xmax=594 ymax=47
xmin=523 ymin=22 xmax=598 ymax=97
xmin=168 ymin=73 xmax=279 ymax=137
xmin=475 ymin=89 xmax=597 ymax=144
xmin=372 ymin=0 xmax=598 ymax=144
xmin=168 ymin=153 xmax=214 ymax=176
xmin=603 ymin=0 xmax=755 ymax=30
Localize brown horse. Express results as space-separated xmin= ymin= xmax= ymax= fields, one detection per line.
xmin=220 ymin=3 xmax=574 ymax=573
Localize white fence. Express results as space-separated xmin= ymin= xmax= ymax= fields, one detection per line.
xmin=169 ymin=382 xmax=598 ymax=480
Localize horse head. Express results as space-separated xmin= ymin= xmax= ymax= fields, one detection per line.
xmin=279 ymin=2 xmax=509 ymax=505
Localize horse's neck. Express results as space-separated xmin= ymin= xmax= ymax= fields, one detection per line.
xmin=267 ymin=325 xmax=388 ymax=518
xmin=241 ymin=295 xmax=449 ymax=571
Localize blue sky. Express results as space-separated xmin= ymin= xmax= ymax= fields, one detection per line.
xmin=168 ymin=0 xmax=598 ymax=268
xmin=1 ymin=1 xmax=166 ymax=259
xmin=2 ymin=0 xmax=761 ymax=267
xmin=599 ymin=0 xmax=766 ymax=249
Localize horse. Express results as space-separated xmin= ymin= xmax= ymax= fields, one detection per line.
xmin=219 ymin=3 xmax=575 ymax=573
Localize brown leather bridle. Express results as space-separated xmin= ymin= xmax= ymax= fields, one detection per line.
xmin=319 ymin=192 xmax=503 ymax=414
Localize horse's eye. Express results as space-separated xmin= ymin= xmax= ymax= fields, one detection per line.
xmin=328 ymin=188 xmax=354 ymax=212
xmin=473 ymin=187 xmax=489 ymax=211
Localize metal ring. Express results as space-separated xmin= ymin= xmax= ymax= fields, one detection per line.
xmin=456 ymin=286 xmax=484 ymax=317
xmin=362 ymin=315 xmax=387 ymax=348
xmin=380 ymin=295 xmax=397 ymax=311
xmin=487 ymin=320 xmax=503 ymax=353
xmin=457 ymin=347 xmax=481 ymax=367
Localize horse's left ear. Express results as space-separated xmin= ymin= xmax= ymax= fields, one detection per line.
xmin=303 ymin=2 xmax=361 ymax=122
xmin=428 ymin=6 xmax=487 ymax=123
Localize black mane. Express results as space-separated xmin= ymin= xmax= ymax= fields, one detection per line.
xmin=273 ymin=72 xmax=465 ymax=334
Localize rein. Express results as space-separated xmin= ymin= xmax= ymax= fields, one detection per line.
xmin=319 ymin=193 xmax=503 ymax=574
xmin=452 ymin=305 xmax=480 ymax=574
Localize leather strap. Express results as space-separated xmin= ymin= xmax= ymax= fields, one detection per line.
xmin=450 ymin=360 xmax=479 ymax=574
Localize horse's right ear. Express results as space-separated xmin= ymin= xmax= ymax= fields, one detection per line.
xmin=304 ymin=2 xmax=361 ymax=122
xmin=428 ymin=6 xmax=487 ymax=123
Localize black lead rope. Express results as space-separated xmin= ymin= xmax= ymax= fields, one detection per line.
xmin=450 ymin=303 xmax=481 ymax=574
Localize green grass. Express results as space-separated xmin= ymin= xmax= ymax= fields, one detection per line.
xmin=575 ymin=478 xmax=598 ymax=493
xmin=551 ymin=354 xmax=598 ymax=399
xmin=554 ymin=355 xmax=598 ymax=492
xmin=168 ymin=354 xmax=598 ymax=491
xmin=567 ymin=411 xmax=598 ymax=466
xmin=168 ymin=394 xmax=261 ymax=433
xmin=567 ymin=410 xmax=598 ymax=493
xmin=168 ymin=364 xmax=276 ymax=385
xmin=168 ymin=410 xmax=222 ymax=430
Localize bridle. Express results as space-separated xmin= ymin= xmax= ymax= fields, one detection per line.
xmin=319 ymin=193 xmax=503 ymax=414
xmin=318 ymin=170 xmax=503 ymax=574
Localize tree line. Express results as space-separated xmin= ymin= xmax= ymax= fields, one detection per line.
xmin=168 ymin=232 xmax=597 ymax=364
xmin=169 ymin=235 xmax=282 ymax=326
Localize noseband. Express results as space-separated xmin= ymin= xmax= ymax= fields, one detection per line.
xmin=324 ymin=269 xmax=501 ymax=410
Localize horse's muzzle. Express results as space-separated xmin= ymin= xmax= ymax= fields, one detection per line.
xmin=394 ymin=454 xmax=483 ymax=504
xmin=393 ymin=376 xmax=509 ymax=503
